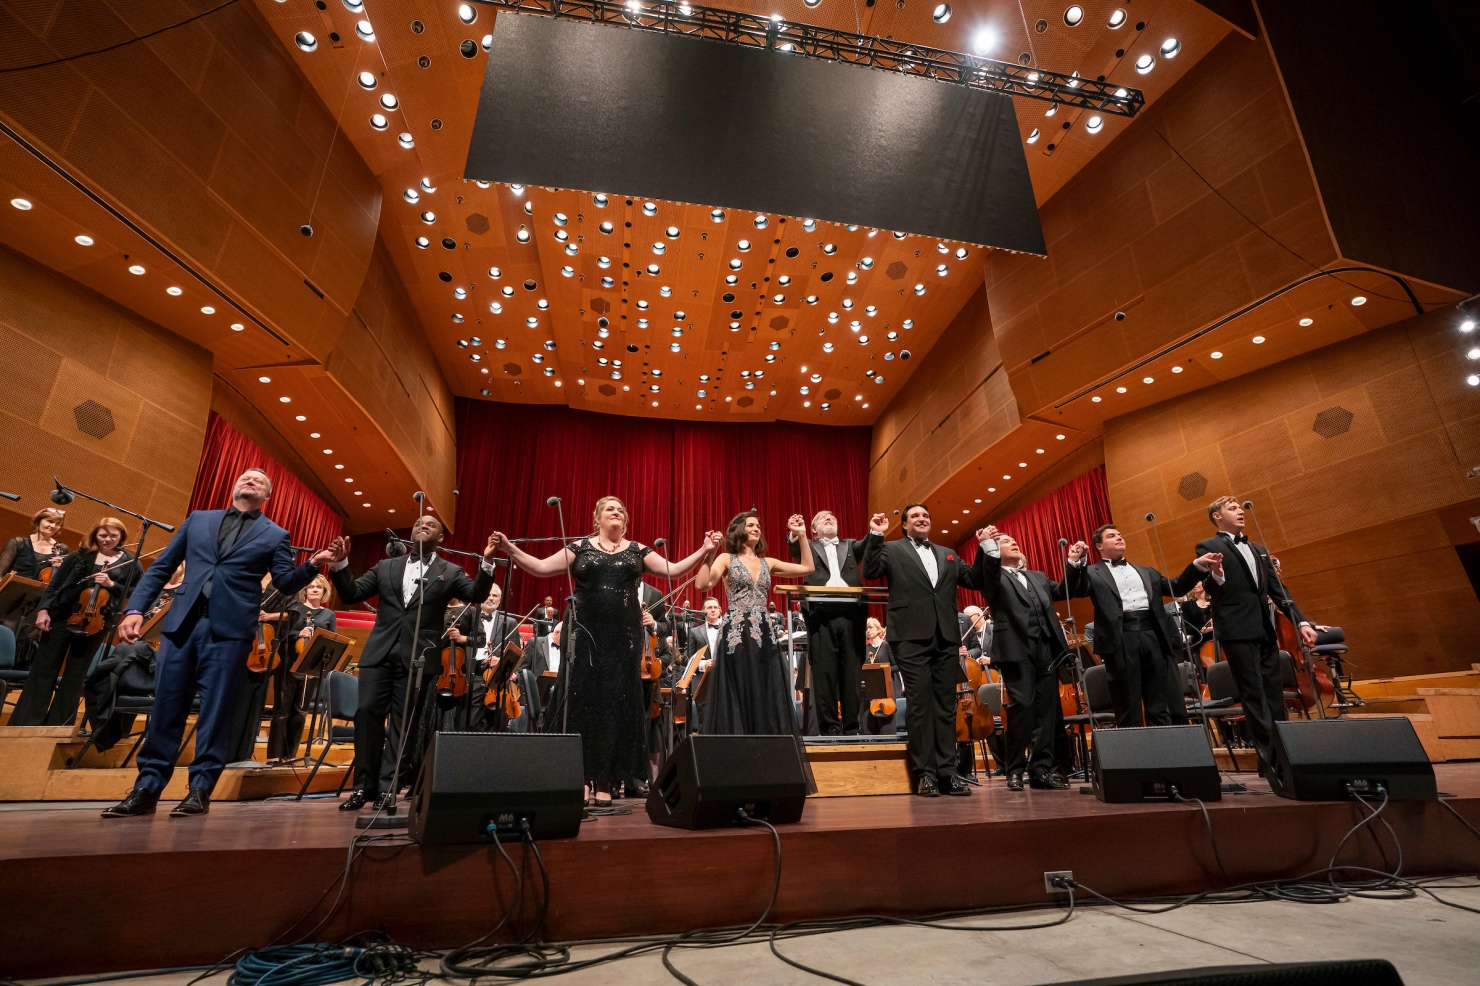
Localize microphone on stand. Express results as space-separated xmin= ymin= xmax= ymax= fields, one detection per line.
xmin=546 ymin=496 xmax=561 ymax=507
xmin=413 ymin=491 xmax=427 ymax=503
xmin=653 ymin=537 xmax=666 ymax=548
xmin=50 ymin=477 xmax=75 ymax=505
xmin=385 ymin=528 xmax=408 ymax=558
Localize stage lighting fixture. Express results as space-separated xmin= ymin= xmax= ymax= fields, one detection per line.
xmin=1108 ymin=8 xmax=1126 ymax=28
xmin=1064 ymin=6 xmax=1083 ymax=26
xmin=972 ymin=27 xmax=998 ymax=54
xmin=932 ymin=4 xmax=951 ymax=23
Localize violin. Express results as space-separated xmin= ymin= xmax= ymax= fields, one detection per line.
xmin=482 ymin=638 xmax=525 ymax=721
xmin=67 ymin=581 xmax=110 ymax=636
xmin=246 ymin=621 xmax=276 ymax=673
xmin=437 ymin=640 xmax=469 ymax=699
xmin=640 ymin=609 xmax=663 ymax=681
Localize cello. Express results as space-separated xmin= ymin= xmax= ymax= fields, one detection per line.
xmin=1267 ymin=555 xmax=1334 ymax=717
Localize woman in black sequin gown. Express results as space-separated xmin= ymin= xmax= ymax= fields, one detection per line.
xmin=494 ymin=497 xmax=717 ymax=804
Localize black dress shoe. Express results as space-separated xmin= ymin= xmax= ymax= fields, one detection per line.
xmin=989 ymin=767 xmax=1006 ymax=777
xmin=938 ymin=774 xmax=973 ymax=797
xmin=627 ymin=781 xmax=650 ymax=798
xmin=102 ymin=790 xmax=157 ymax=818
xmin=1005 ymin=772 xmax=1025 ymax=792
xmin=1029 ymin=772 xmax=1069 ymax=790
xmin=170 ymin=789 xmax=210 ymax=816
xmin=916 ymin=774 xmax=941 ymax=797
xmin=339 ymin=790 xmax=372 ymax=811
xmin=374 ymin=792 xmax=396 ymax=811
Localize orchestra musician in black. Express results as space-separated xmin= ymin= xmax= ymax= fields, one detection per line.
xmin=787 ymin=510 xmax=869 ymax=736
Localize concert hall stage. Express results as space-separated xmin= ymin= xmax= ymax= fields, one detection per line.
xmin=3 ymin=764 xmax=1478 ymax=980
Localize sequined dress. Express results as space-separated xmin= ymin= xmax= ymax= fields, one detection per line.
xmin=703 ymin=556 xmax=800 ymax=735
xmin=542 ymin=538 xmax=649 ymax=785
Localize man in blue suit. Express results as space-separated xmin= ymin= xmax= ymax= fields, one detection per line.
xmin=102 ymin=468 xmax=339 ymax=818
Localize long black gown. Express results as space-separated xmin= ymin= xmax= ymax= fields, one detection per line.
xmin=542 ymin=539 xmax=649 ymax=785
xmin=704 ymin=557 xmax=798 ymax=734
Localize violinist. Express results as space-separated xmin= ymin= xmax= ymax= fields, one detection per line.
xmin=1193 ymin=497 xmax=1316 ymax=771
xmin=446 ymin=584 xmax=516 ymax=731
xmin=0 ymin=507 xmax=69 ymax=580
xmin=13 ymin=517 xmax=136 ymax=726
xmin=1178 ymin=582 xmax=1214 ymax=649
xmin=83 ymin=564 xmax=183 ymax=751
xmin=264 ymin=575 xmax=336 ymax=761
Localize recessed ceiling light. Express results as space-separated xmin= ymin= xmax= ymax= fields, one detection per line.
xmin=370 ymin=113 xmax=387 ymax=130
xmin=1299 ymin=317 xmax=1314 ymax=326
xmin=296 ymin=415 xmax=306 ymax=422
xmin=10 ymin=197 xmax=33 ymax=211
xmin=1086 ymin=116 xmax=1104 ymax=134
xmin=257 ymin=375 xmax=272 ymax=384
xmin=279 ymin=396 xmax=291 ymax=403
xmin=516 ymin=229 xmax=530 ymax=242
xmin=1064 ymin=5 xmax=1083 ymax=26
xmin=310 ymin=432 xmax=320 ymax=438
xmin=1091 ymin=396 xmax=1102 ymax=403
xmin=1018 ymin=462 xmax=1027 ymax=468
xmin=510 ymin=184 xmax=525 ymax=195
xmin=420 ymin=211 xmax=435 ymax=224
xmin=166 ymin=286 xmax=182 ymax=296
xmin=1351 ymin=296 xmax=1367 ymax=306
xmin=1467 ymin=375 xmax=1479 ymax=387
xmin=1116 ymin=386 xmax=1127 ymax=393
xmin=397 ymin=132 xmax=414 ymax=148
xmin=1027 ymin=129 xmax=1040 ymax=143
xmin=642 ymin=202 xmax=657 ymax=216
xmin=230 ymin=323 xmax=244 ymax=331
xmin=1460 ymin=320 xmax=1476 ymax=333
xmin=403 ymin=189 xmax=419 ymax=203
xmin=354 ymin=20 xmax=374 ymax=41
xmin=1252 ymin=336 xmax=1266 ymax=344
xmin=1160 ymin=37 xmax=1181 ymax=58
xmin=1108 ymin=8 xmax=1127 ymax=28
xmin=1210 ymin=351 xmax=1223 ymax=359
xmin=1143 ymin=376 xmax=1153 ymax=384
xmin=357 ymin=71 xmax=376 ymax=89
xmin=380 ymin=93 xmax=398 ymax=110
xmin=294 ymin=31 xmax=317 ymax=52
xmin=1135 ymin=53 xmax=1155 ymax=74
xmin=914 ymin=284 xmax=926 ymax=295
xmin=201 ymin=306 xmax=215 ymax=315
xmin=1171 ymin=365 xmax=1183 ymax=373
xmin=458 ymin=3 xmax=477 ymax=23
xmin=74 ymin=234 xmax=94 ymax=246
xmin=932 ymin=3 xmax=951 ymax=24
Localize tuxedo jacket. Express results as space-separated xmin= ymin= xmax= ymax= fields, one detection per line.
xmin=524 ymin=636 xmax=560 ymax=677
xmin=976 ymin=551 xmax=1072 ymax=666
xmin=962 ymin=618 xmax=993 ymax=661
xmin=1066 ymin=559 xmax=1203 ymax=661
xmin=126 ymin=509 xmax=319 ymax=641
xmin=862 ymin=533 xmax=990 ymax=645
xmin=445 ymin=606 xmax=519 ymax=667
xmin=330 ymin=553 xmax=493 ymax=668
xmin=1195 ymin=534 xmax=1305 ymax=642
xmin=686 ymin=621 xmax=724 ymax=659
xmin=788 ymin=535 xmax=866 ymax=613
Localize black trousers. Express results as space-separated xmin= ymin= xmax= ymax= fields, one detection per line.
xmin=804 ymin=605 xmax=866 ymax=734
xmin=354 ymin=658 xmax=412 ymax=795
xmin=893 ymin=630 xmax=959 ymax=779
xmin=1221 ymin=637 xmax=1286 ymax=758
xmin=266 ymin=661 xmax=307 ymax=760
xmin=998 ymin=637 xmax=1059 ymax=777
xmin=1104 ymin=626 xmax=1174 ymax=727
xmin=11 ymin=627 xmax=101 ymax=726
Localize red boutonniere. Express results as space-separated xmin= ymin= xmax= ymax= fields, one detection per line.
xmin=946 ymin=554 xmax=956 ymax=562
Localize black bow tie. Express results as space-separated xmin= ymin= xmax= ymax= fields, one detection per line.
xmin=910 ymin=537 xmax=931 ymax=548
xmin=1225 ymin=532 xmax=1249 ymax=545
xmin=1108 ymin=558 xmax=1129 ymax=567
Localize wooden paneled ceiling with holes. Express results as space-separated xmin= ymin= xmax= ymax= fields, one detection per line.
xmin=255 ymin=0 xmax=1235 ymax=425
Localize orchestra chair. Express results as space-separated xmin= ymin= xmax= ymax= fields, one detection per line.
xmin=70 ymin=668 xmax=199 ymax=769
xmin=976 ymin=678 xmax=1003 ymax=769
xmin=0 ymin=625 xmax=24 ymax=711
xmin=1193 ymin=660 xmax=1248 ymax=771
xmin=1309 ymin=627 xmax=1357 ymax=707
xmin=1062 ymin=663 xmax=1115 ymax=778
xmin=295 ymin=670 xmax=357 ymax=800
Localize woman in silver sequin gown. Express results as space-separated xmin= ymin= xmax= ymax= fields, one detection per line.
xmin=696 ymin=512 xmax=814 ymax=735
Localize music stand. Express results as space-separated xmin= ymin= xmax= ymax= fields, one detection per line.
xmin=537 ymin=670 xmax=559 ymax=709
xmin=291 ymin=629 xmax=353 ymax=678
xmin=0 ymin=574 xmax=43 ymax=623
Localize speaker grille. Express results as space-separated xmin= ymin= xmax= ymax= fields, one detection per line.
xmin=72 ymin=400 xmax=116 ymax=439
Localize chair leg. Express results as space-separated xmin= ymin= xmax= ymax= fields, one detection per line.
xmin=122 ymin=726 xmax=146 ymax=767
xmin=334 ymin=746 xmax=353 ymax=796
xmin=176 ymin=719 xmax=199 ymax=761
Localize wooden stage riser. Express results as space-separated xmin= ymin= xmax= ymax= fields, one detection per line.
xmin=4 ymin=797 xmax=1477 ymax=979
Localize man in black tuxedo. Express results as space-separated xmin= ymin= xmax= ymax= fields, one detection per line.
xmin=686 ymin=597 xmax=723 ymax=664
xmin=862 ymin=504 xmax=993 ymax=797
xmin=976 ymin=529 xmax=1081 ymax=792
xmin=788 ymin=510 xmax=868 ymax=735
xmin=1195 ymin=496 xmax=1317 ymax=765
xmin=446 ymin=584 xmax=520 ymax=731
xmin=1066 ymin=525 xmax=1211 ymax=727
xmin=329 ymin=516 xmax=498 ymax=810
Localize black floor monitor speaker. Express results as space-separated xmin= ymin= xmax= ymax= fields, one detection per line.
xmin=408 ymin=732 xmax=584 ymax=844
xmin=1267 ymin=717 xmax=1436 ymax=801
xmin=647 ymin=734 xmax=808 ymax=829
xmin=1054 ymin=958 xmax=1403 ymax=984
xmin=1091 ymin=725 xmax=1221 ymax=803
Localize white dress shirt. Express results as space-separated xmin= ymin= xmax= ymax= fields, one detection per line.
xmin=818 ymin=538 xmax=849 ymax=589
xmin=705 ymin=621 xmax=721 ymax=655
xmin=328 ymin=552 xmax=496 ymax=605
xmin=1071 ymin=555 xmax=1148 ymax=612
xmin=543 ymin=637 xmax=561 ymax=674
xmin=475 ymin=613 xmax=499 ymax=664
xmin=911 ymin=539 xmax=939 ymax=587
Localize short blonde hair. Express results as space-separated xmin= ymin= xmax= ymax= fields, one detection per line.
xmin=866 ymin=616 xmax=884 ymax=635
xmin=298 ymin=574 xmax=334 ymax=608
xmin=591 ymin=495 xmax=628 ymax=533
xmin=1207 ymin=495 xmax=1239 ymax=524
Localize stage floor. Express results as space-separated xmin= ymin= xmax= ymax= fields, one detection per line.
xmin=3 ymin=765 xmax=1479 ymax=979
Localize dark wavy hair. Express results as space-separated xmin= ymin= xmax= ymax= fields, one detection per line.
xmin=724 ymin=511 xmax=767 ymax=557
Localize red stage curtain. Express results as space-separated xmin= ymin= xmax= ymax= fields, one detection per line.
xmin=189 ymin=411 xmax=344 ymax=552
xmin=955 ymin=465 xmax=1112 ymax=608
xmin=448 ymin=399 xmax=871 ymax=613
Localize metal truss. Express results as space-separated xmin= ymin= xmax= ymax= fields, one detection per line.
xmin=474 ymin=0 xmax=1145 ymax=117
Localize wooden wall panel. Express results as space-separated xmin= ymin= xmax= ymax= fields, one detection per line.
xmin=325 ymin=238 xmax=458 ymax=526
xmin=209 ymin=378 xmax=345 ymax=518
xmin=1104 ymin=309 xmax=1480 ymax=677
xmin=0 ymin=243 xmax=211 ymax=545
